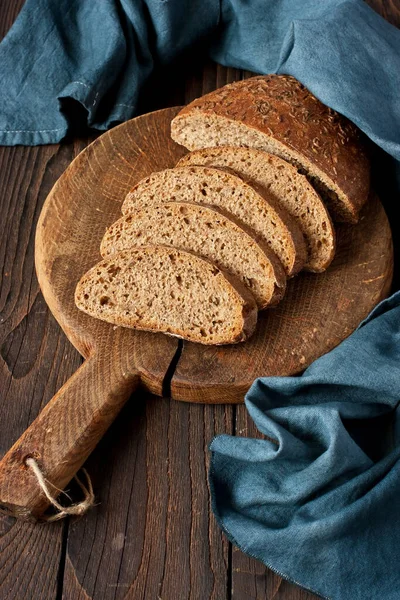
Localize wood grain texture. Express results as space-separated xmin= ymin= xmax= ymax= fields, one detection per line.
xmin=0 ymin=143 xmax=89 ymax=595
xmin=0 ymin=0 xmax=399 ymax=598
xmin=0 ymin=0 xmax=24 ymax=37
xmin=0 ymin=0 xmax=97 ymax=567
xmin=0 ymin=350 xmax=141 ymax=517
xmin=62 ymin=392 xmax=232 ymax=600
xmin=0 ymin=108 xmax=188 ymax=517
xmin=365 ymin=0 xmax=400 ymax=26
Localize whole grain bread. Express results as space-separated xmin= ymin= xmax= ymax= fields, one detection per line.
xmin=101 ymin=201 xmax=286 ymax=308
xmin=75 ymin=245 xmax=257 ymax=345
xmin=177 ymin=147 xmax=335 ymax=272
xmin=171 ymin=75 xmax=370 ymax=224
xmin=122 ymin=165 xmax=305 ymax=277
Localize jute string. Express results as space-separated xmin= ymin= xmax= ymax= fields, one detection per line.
xmin=25 ymin=458 xmax=95 ymax=522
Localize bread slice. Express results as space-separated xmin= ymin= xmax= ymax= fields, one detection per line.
xmin=75 ymin=246 xmax=257 ymax=345
xmin=171 ymin=75 xmax=370 ymax=224
xmin=122 ymin=166 xmax=306 ymax=278
xmin=101 ymin=202 xmax=286 ymax=309
xmin=177 ymin=147 xmax=335 ymax=272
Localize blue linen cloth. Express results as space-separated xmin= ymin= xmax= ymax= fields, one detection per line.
xmin=0 ymin=0 xmax=220 ymax=145
xmin=210 ymin=291 xmax=400 ymax=599
xmin=0 ymin=0 xmax=400 ymax=158
xmin=1 ymin=1 xmax=400 ymax=598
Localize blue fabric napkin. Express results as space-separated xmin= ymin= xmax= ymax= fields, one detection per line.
xmin=212 ymin=0 xmax=400 ymax=161
xmin=1 ymin=1 xmax=400 ymax=598
xmin=1 ymin=0 xmax=400 ymax=158
xmin=210 ymin=291 xmax=400 ymax=599
xmin=0 ymin=0 xmax=219 ymax=145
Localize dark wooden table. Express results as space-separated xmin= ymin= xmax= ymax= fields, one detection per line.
xmin=0 ymin=1 xmax=399 ymax=598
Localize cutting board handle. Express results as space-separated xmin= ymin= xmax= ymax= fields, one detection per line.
xmin=0 ymin=353 xmax=139 ymax=519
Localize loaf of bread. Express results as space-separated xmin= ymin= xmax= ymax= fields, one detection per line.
xmin=75 ymin=246 xmax=258 ymax=345
xmin=177 ymin=147 xmax=335 ymax=272
xmin=171 ymin=75 xmax=370 ymax=224
xmin=122 ymin=166 xmax=306 ymax=277
xmin=101 ymin=201 xmax=286 ymax=308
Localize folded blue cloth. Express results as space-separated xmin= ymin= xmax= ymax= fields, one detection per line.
xmin=212 ymin=0 xmax=400 ymax=161
xmin=0 ymin=0 xmax=219 ymax=144
xmin=210 ymin=291 xmax=400 ymax=599
xmin=1 ymin=1 xmax=400 ymax=598
xmin=1 ymin=0 xmax=400 ymax=159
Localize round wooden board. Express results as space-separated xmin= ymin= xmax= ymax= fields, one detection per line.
xmin=36 ymin=106 xmax=393 ymax=405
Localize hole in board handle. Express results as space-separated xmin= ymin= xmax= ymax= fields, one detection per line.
xmin=22 ymin=451 xmax=41 ymax=469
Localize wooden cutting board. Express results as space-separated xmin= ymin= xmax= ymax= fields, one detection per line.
xmin=0 ymin=106 xmax=393 ymax=518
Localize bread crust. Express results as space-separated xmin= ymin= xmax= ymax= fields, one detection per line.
xmin=171 ymin=75 xmax=370 ymax=223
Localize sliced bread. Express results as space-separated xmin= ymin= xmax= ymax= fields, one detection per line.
xmin=75 ymin=246 xmax=258 ymax=345
xmin=101 ymin=202 xmax=286 ymax=308
xmin=171 ymin=75 xmax=370 ymax=224
xmin=122 ymin=166 xmax=306 ymax=278
xmin=177 ymin=147 xmax=335 ymax=272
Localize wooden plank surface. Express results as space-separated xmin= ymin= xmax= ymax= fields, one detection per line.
xmin=0 ymin=1 xmax=399 ymax=598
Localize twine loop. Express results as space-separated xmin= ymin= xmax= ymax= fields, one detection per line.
xmin=26 ymin=457 xmax=95 ymax=522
